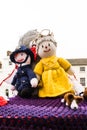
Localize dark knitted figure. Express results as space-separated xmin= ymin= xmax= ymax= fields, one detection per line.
xmin=10 ymin=45 xmax=38 ymax=98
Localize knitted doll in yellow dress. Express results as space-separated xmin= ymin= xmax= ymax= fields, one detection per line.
xmin=33 ymin=29 xmax=83 ymax=109
xmin=34 ymin=29 xmax=75 ymax=98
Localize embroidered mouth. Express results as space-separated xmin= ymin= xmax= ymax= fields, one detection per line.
xmin=17 ymin=59 xmax=24 ymax=62
xmin=44 ymin=49 xmax=50 ymax=52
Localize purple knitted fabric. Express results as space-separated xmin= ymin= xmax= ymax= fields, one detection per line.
xmin=0 ymin=96 xmax=87 ymax=130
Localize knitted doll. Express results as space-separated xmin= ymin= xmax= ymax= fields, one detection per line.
xmin=10 ymin=45 xmax=38 ymax=98
xmin=33 ymin=29 xmax=83 ymax=109
xmin=0 ymin=30 xmax=40 ymax=97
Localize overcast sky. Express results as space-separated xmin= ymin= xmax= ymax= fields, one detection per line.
xmin=0 ymin=0 xmax=87 ymax=59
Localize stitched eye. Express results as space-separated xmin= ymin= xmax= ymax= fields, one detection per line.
xmin=42 ymin=45 xmax=44 ymax=48
xmin=48 ymin=43 xmax=50 ymax=46
xmin=21 ymin=53 xmax=24 ymax=56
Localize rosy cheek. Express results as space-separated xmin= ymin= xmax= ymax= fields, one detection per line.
xmin=15 ymin=57 xmax=19 ymax=61
xmin=15 ymin=55 xmax=21 ymax=61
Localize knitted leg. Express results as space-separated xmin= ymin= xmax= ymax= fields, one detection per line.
xmin=18 ymin=87 xmax=33 ymax=98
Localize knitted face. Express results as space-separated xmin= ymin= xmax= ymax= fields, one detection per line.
xmin=14 ymin=52 xmax=31 ymax=64
xmin=37 ymin=41 xmax=57 ymax=58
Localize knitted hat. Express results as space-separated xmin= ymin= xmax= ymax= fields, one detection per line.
xmin=10 ymin=45 xmax=34 ymax=64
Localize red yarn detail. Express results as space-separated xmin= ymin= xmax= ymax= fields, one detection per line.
xmin=0 ymin=64 xmax=18 ymax=86
xmin=30 ymin=47 xmax=37 ymax=61
xmin=0 ymin=96 xmax=8 ymax=106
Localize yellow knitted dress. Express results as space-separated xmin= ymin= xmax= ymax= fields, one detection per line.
xmin=34 ymin=56 xmax=73 ymax=97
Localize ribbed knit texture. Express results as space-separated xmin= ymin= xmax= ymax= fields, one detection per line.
xmin=0 ymin=96 xmax=87 ymax=130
